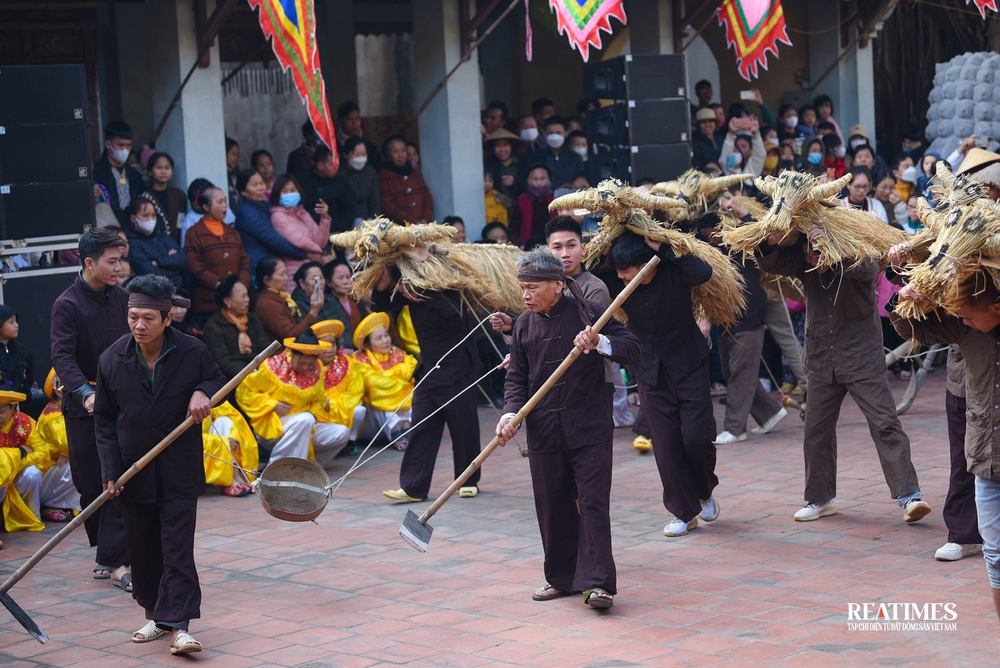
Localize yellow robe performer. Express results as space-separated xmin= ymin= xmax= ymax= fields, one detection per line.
xmin=352 ymin=312 xmax=417 ymax=445
xmin=0 ymin=391 xmax=43 ymax=532
xmin=25 ymin=397 xmax=82 ymax=520
xmin=202 ymin=401 xmax=258 ymax=495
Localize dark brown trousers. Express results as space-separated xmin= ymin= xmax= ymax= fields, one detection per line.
xmin=66 ymin=415 xmax=128 ymax=567
xmin=638 ymin=360 xmax=719 ymax=523
xmin=528 ymin=439 xmax=616 ymax=594
xmin=945 ymin=391 xmax=982 ymax=544
xmin=400 ymin=374 xmax=481 ymax=499
xmin=802 ymin=372 xmax=920 ymax=504
xmin=122 ymin=497 xmax=201 ymax=630
xmin=720 ymin=327 xmax=782 ymax=435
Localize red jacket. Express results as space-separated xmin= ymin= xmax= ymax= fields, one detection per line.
xmin=517 ymin=193 xmax=555 ymax=244
xmin=378 ymin=167 xmax=434 ymax=224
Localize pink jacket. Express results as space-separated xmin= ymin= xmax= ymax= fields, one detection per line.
xmin=270 ymin=205 xmax=332 ymax=291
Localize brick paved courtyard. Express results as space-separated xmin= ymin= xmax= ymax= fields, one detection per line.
xmin=1 ymin=372 xmax=995 ymax=667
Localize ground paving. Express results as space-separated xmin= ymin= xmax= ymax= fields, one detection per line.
xmin=1 ymin=371 xmax=996 ymax=666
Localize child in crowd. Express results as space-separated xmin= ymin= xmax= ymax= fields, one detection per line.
xmin=352 ymin=312 xmax=416 ymax=450
xmin=483 ymin=171 xmax=509 ymax=228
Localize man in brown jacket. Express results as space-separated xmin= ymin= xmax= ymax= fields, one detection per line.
xmin=756 ymin=225 xmax=929 ymax=523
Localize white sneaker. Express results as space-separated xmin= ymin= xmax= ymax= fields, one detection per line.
xmin=699 ymin=496 xmax=720 ymax=523
xmin=934 ymin=542 xmax=983 ymax=561
xmin=903 ymin=499 xmax=932 ymax=523
xmin=663 ymin=517 xmax=698 ymax=537
xmin=713 ymin=431 xmax=746 ymax=444
xmin=751 ymin=407 xmax=788 ymax=435
xmin=793 ymin=501 xmax=838 ymax=522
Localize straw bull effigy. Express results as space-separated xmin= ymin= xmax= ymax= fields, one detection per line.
xmin=329 ymin=217 xmax=525 ymax=314
xmin=550 ymin=179 xmax=747 ymax=327
xmin=722 ymin=171 xmax=907 ymax=271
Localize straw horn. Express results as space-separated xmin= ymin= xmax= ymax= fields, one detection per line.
xmin=811 ymin=173 xmax=852 ymax=201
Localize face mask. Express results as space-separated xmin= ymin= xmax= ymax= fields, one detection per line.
xmin=571 ymin=146 xmax=588 ymax=158
xmin=764 ymin=156 xmax=779 ymax=171
xmin=520 ymin=128 xmax=539 ymax=142
xmin=807 ymin=153 xmax=823 ymax=165
xmin=835 ymin=145 xmax=847 ymax=158
xmin=901 ymin=143 xmax=910 ymax=154
xmin=546 ymin=133 xmax=565 ymax=149
xmin=110 ymin=147 xmax=130 ymax=165
xmin=134 ymin=217 xmax=157 ymax=235
xmin=348 ymin=156 xmax=367 ymax=171
xmin=279 ymin=192 xmax=301 ymax=208
xmin=850 ymin=139 xmax=867 ymax=149
xmin=784 ymin=115 xmax=798 ymax=129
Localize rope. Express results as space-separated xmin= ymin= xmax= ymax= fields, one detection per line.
xmin=325 ymin=364 xmax=502 ymax=492
xmin=203 ymin=451 xmax=258 ymax=480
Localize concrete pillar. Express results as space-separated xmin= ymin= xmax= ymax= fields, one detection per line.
xmin=627 ymin=0 xmax=674 ymax=55
xmin=146 ymin=0 xmax=228 ymax=197
xmin=413 ymin=0 xmax=485 ymax=234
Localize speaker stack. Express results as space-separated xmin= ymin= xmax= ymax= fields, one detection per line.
xmin=0 ymin=64 xmax=94 ymax=409
xmin=583 ymin=54 xmax=692 ymax=185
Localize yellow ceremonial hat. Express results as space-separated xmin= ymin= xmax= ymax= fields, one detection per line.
xmin=311 ymin=319 xmax=345 ymax=340
xmin=282 ymin=335 xmax=332 ymax=356
xmin=0 ymin=391 xmax=27 ymax=406
xmin=44 ymin=368 xmax=60 ymax=400
xmin=353 ymin=311 xmax=391 ymax=350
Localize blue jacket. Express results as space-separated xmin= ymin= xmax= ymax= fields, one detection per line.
xmin=234 ymin=200 xmax=306 ymax=273
xmin=126 ymin=227 xmax=188 ymax=287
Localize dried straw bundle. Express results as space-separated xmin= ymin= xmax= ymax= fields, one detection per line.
xmin=722 ymin=172 xmax=907 ymax=269
xmin=329 ymin=217 xmax=525 ymax=313
xmin=896 ymin=204 xmax=1000 ymax=319
xmin=649 ymin=170 xmax=752 ymax=219
xmin=907 ymin=162 xmax=990 ymax=262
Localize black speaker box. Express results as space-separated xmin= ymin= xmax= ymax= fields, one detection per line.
xmin=586 ymin=99 xmax=691 ymax=147
xmin=0 ymin=181 xmax=96 ymax=239
xmin=0 ymin=123 xmax=91 ymax=184
xmin=588 ymin=144 xmax=692 ymax=185
xmin=0 ymin=65 xmax=88 ymax=126
xmin=582 ymin=54 xmax=687 ymax=102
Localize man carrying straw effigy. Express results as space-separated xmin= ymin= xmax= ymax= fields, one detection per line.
xmin=496 ymin=248 xmax=639 ymax=610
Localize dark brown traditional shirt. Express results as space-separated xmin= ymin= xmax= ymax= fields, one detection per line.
xmin=503 ymin=295 xmax=639 ymax=454
xmin=757 ymin=245 xmax=882 ymax=383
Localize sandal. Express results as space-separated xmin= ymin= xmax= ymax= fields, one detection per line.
xmin=459 ymin=486 xmax=478 ymax=498
xmin=170 ymin=631 xmax=203 ymax=655
xmin=41 ymin=508 xmax=71 ymax=522
xmin=584 ymin=588 xmax=614 ymax=609
xmin=93 ymin=565 xmax=112 ymax=580
xmin=132 ymin=621 xmax=168 ymax=643
xmin=532 ymin=584 xmax=573 ymax=601
xmin=221 ymin=484 xmax=250 ymax=497
xmin=112 ymin=572 xmax=133 ymax=593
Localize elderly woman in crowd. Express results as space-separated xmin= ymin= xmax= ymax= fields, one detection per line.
xmin=184 ymin=184 xmax=251 ymax=327
xmin=323 ymin=258 xmax=367 ymax=347
xmin=253 ymin=257 xmax=323 ymax=342
xmin=291 ymin=262 xmax=344 ymax=325
xmin=269 ymin=174 xmax=334 ymax=291
xmin=378 ymin=134 xmax=434 ymax=224
xmin=202 ymin=275 xmax=270 ymax=380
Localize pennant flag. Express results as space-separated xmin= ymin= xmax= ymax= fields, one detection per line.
xmin=717 ymin=0 xmax=792 ymax=82
xmin=969 ymin=0 xmax=999 ymax=17
xmin=547 ymin=0 xmax=627 ymax=62
xmin=247 ymin=0 xmax=338 ymax=169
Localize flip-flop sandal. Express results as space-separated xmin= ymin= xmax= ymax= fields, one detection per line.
xmin=170 ymin=632 xmax=203 ymax=655
xmin=132 ymin=620 xmax=168 ymax=643
xmin=459 ymin=486 xmax=478 ymax=498
xmin=584 ymin=588 xmax=614 ymax=609
xmin=221 ymin=484 xmax=249 ymax=497
xmin=93 ymin=565 xmax=112 ymax=580
xmin=41 ymin=508 xmax=71 ymax=522
xmin=113 ymin=572 xmax=133 ymax=593
xmin=532 ymin=584 xmax=573 ymax=601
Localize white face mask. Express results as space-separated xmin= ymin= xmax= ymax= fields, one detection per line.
xmin=571 ymin=146 xmax=587 ymax=157
xmin=110 ymin=147 xmax=130 ymax=165
xmin=546 ymin=133 xmax=565 ymax=149
xmin=348 ymin=156 xmax=367 ymax=171
xmin=850 ymin=138 xmax=867 ymax=149
xmin=835 ymin=145 xmax=847 ymax=158
xmin=520 ymin=128 xmax=539 ymax=142
xmin=784 ymin=115 xmax=798 ymax=129
xmin=135 ymin=217 xmax=157 ymax=236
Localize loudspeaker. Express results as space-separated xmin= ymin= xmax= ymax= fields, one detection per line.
xmin=588 ymin=144 xmax=692 ymax=185
xmin=586 ymin=99 xmax=690 ymax=147
xmin=582 ymin=54 xmax=688 ymax=102
xmin=0 ymin=123 xmax=91 ymax=183
xmin=0 ymin=181 xmax=96 ymax=239
xmin=0 ymin=65 xmax=88 ymax=126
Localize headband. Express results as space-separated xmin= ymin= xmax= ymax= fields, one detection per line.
xmin=517 ymin=266 xmax=595 ymax=326
xmin=128 ymin=292 xmax=191 ymax=312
